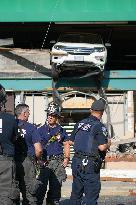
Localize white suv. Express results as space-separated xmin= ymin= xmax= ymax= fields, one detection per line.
xmin=50 ymin=33 xmax=107 ymax=79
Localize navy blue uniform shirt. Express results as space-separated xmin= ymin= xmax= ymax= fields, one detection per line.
xmin=0 ymin=112 xmax=18 ymax=156
xmin=38 ymin=123 xmax=69 ymax=157
xmin=17 ymin=119 xmax=41 ymax=157
xmin=70 ymin=115 xmax=108 ymax=159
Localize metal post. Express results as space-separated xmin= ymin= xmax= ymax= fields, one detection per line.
xmin=127 ymin=91 xmax=134 ymax=138
xmin=44 ymin=93 xmax=49 ymax=121
xmin=15 ymin=91 xmax=25 ymax=106
xmin=32 ymin=94 xmax=35 ymax=124
xmin=96 ymin=77 xmax=112 ymax=138
xmin=123 ymin=92 xmax=127 ymax=136
xmin=20 ymin=91 xmax=25 ymax=104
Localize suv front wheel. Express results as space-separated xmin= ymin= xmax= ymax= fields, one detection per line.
xmin=51 ymin=63 xmax=59 ymax=81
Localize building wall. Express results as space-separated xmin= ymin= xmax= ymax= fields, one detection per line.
xmin=25 ymin=95 xmax=46 ymax=126
xmin=5 ymin=92 xmax=14 ymax=114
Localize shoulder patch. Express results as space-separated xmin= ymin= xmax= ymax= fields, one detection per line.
xmin=101 ymin=126 xmax=108 ymax=136
xmin=78 ymin=123 xmax=91 ymax=131
xmin=78 ymin=123 xmax=84 ymax=129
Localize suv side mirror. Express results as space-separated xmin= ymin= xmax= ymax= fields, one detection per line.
xmin=105 ymin=43 xmax=111 ymax=47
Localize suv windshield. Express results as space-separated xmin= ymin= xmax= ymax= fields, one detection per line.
xmin=58 ymin=33 xmax=102 ymax=44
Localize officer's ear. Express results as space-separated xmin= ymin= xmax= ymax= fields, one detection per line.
xmin=23 ymin=111 xmax=28 ymax=118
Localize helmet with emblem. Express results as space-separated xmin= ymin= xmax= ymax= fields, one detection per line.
xmin=47 ymin=102 xmax=61 ymax=117
xmin=0 ymin=84 xmax=7 ymax=108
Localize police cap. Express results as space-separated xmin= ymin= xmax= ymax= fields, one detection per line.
xmin=91 ymin=99 xmax=106 ymax=111
xmin=0 ymin=84 xmax=7 ymax=105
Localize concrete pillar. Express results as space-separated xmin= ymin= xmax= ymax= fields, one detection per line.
xmin=44 ymin=93 xmax=49 ymax=121
xmin=127 ymin=91 xmax=134 ymax=138
xmin=15 ymin=91 xmax=25 ymax=106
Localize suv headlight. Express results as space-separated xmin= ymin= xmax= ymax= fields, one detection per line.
xmin=94 ymin=47 xmax=105 ymax=52
xmin=53 ymin=45 xmax=64 ymax=50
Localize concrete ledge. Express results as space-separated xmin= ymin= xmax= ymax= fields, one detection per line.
xmin=100 ymin=177 xmax=136 ymax=182
xmin=105 ymin=161 xmax=136 ymax=169
xmin=67 ymin=175 xmax=136 ymax=182
xmin=66 ymin=167 xmax=136 ymax=182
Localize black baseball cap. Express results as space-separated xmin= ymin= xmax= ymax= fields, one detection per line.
xmin=91 ymin=99 xmax=106 ymax=111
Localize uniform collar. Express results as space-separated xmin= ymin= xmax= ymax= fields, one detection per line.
xmin=46 ymin=121 xmax=59 ymax=128
xmin=89 ymin=115 xmax=100 ymax=121
xmin=17 ymin=119 xmax=26 ymax=124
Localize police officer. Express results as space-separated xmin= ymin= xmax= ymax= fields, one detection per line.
xmin=69 ymin=99 xmax=111 ymax=205
xmin=15 ymin=103 xmax=43 ymax=205
xmin=0 ymin=84 xmax=20 ymax=205
xmin=38 ymin=102 xmax=70 ymax=205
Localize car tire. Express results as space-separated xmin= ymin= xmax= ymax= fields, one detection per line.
xmin=98 ymin=71 xmax=104 ymax=79
xmin=52 ymin=64 xmax=59 ymax=81
xmin=50 ymin=54 xmax=52 ymax=65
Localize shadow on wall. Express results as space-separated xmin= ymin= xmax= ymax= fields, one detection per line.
xmin=0 ymin=50 xmax=52 ymax=78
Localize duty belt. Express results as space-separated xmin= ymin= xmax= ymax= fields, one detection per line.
xmin=74 ymin=152 xmax=98 ymax=160
xmin=49 ymin=154 xmax=64 ymax=160
xmin=75 ymin=152 xmax=100 ymax=167
xmin=0 ymin=154 xmax=14 ymax=160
